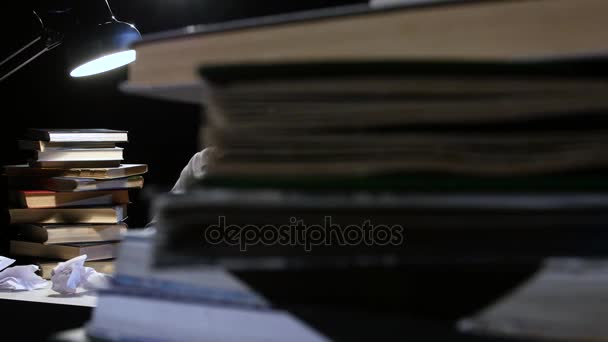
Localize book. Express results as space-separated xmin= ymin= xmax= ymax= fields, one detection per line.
xmin=7 ymin=205 xmax=127 ymax=224
xmin=4 ymin=164 xmax=148 ymax=179
xmin=28 ymin=160 xmax=123 ymax=168
xmin=83 ymin=230 xmax=327 ymax=342
xmin=11 ymin=223 xmax=127 ymax=244
xmin=36 ymin=259 xmax=115 ymax=280
xmin=150 ymin=189 xmax=608 ymax=268
xmin=370 ymin=0 xmax=457 ymax=9
xmin=205 ymin=129 xmax=608 ymax=177
xmin=8 ymin=190 xmax=130 ymax=208
xmin=87 ymin=290 xmax=328 ymax=342
xmin=7 ymin=175 xmax=144 ymax=192
xmin=18 ymin=140 xmax=117 ymax=152
xmin=458 ymin=258 xmax=608 ymax=341
xmin=200 ymin=61 xmax=608 ymax=129
xmin=32 ymin=147 xmax=123 ymax=163
xmin=9 ymin=240 xmax=119 ymax=261
xmin=24 ymin=129 xmax=128 ymax=143
xmin=198 ymin=61 xmax=608 ymax=177
xmin=200 ymin=174 xmax=608 ymax=192
xmin=122 ymin=0 xmax=608 ymax=102
xmin=114 ymin=229 xmax=268 ymax=308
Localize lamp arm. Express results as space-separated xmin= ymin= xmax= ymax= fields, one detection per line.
xmin=0 ymin=11 xmax=63 ymax=83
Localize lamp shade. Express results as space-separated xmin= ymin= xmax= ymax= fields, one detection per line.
xmin=68 ymin=18 xmax=141 ymax=77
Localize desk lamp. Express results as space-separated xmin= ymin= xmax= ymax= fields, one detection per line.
xmin=0 ymin=0 xmax=141 ymax=82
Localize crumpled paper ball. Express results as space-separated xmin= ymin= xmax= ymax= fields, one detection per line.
xmin=51 ymin=255 xmax=110 ymax=294
xmin=0 ymin=261 xmax=48 ymax=291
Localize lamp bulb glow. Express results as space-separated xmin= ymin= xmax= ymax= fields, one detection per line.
xmin=70 ymin=50 xmax=136 ymax=77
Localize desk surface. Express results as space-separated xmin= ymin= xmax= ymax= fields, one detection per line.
xmin=0 ymin=283 xmax=97 ymax=307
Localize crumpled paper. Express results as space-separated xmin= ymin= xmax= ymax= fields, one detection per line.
xmin=0 ymin=256 xmax=14 ymax=271
xmin=51 ymin=255 xmax=110 ymax=294
xmin=0 ymin=256 xmax=48 ymax=291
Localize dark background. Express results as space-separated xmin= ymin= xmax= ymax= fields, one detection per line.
xmin=0 ymin=0 xmax=363 ymax=233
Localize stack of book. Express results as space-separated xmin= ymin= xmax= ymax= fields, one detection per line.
xmin=144 ymin=59 xmax=608 ymax=269
xmin=79 ymin=0 xmax=608 ymax=341
xmin=4 ymin=129 xmax=148 ymax=279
